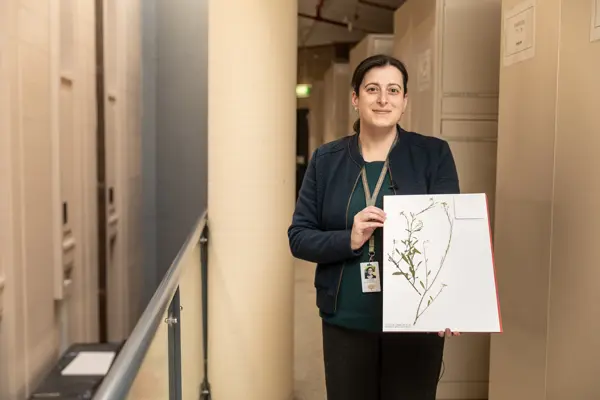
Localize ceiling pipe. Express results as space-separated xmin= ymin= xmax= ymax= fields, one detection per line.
xmin=316 ymin=0 xmax=326 ymax=17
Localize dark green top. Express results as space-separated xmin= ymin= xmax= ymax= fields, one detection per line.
xmin=321 ymin=161 xmax=393 ymax=332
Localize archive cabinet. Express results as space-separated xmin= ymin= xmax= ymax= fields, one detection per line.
xmin=0 ymin=0 xmax=143 ymax=398
xmin=394 ymin=0 xmax=501 ymax=224
xmin=393 ymin=0 xmax=502 ymax=398
xmin=322 ymin=62 xmax=351 ymax=143
xmin=348 ymin=34 xmax=395 ymax=133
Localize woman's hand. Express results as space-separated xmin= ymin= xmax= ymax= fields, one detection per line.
xmin=438 ymin=328 xmax=461 ymax=338
xmin=350 ymin=206 xmax=386 ymax=250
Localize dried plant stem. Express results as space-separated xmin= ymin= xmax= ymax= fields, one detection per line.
xmin=387 ymin=255 xmax=422 ymax=295
xmin=387 ymin=198 xmax=454 ymax=326
xmin=413 ymin=203 xmax=453 ymax=325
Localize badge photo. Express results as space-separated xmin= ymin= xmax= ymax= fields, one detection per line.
xmin=360 ymin=262 xmax=381 ymax=293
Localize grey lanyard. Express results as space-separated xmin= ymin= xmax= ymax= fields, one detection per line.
xmin=361 ymin=161 xmax=389 ymax=261
xmin=358 ymin=134 xmax=397 ymax=261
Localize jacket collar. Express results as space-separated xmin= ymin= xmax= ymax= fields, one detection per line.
xmin=347 ymin=124 xmax=407 ymax=167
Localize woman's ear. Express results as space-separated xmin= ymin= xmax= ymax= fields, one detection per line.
xmin=351 ymin=91 xmax=359 ymax=110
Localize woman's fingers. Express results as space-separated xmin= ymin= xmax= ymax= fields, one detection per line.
xmin=438 ymin=329 xmax=461 ymax=337
xmin=360 ymin=211 xmax=385 ymax=223
xmin=360 ymin=221 xmax=384 ymax=231
xmin=358 ymin=207 xmax=387 ymax=223
xmin=364 ymin=206 xmax=386 ymax=218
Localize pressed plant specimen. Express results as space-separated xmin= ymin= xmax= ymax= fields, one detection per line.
xmin=387 ymin=197 xmax=454 ymax=325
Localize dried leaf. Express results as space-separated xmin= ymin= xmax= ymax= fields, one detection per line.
xmin=401 ymin=253 xmax=410 ymax=265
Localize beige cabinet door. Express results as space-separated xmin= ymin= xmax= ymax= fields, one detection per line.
xmin=393 ymin=1 xmax=502 ymax=398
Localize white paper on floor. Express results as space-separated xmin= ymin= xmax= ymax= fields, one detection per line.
xmin=382 ymin=193 xmax=502 ymax=333
xmin=61 ymin=351 xmax=116 ymax=376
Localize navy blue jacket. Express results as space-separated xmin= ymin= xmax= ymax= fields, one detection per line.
xmin=287 ymin=126 xmax=460 ymax=315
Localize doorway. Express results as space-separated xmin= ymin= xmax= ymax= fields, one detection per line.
xmin=296 ymin=108 xmax=310 ymax=199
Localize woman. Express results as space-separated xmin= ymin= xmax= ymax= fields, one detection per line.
xmin=288 ymin=54 xmax=461 ymax=400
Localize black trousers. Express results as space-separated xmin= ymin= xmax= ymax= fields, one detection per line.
xmin=322 ymin=320 xmax=445 ymax=400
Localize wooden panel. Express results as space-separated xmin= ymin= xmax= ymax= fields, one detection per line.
xmin=440 ymin=0 xmax=501 ymax=123
xmin=440 ymin=119 xmax=498 ymax=141
xmin=546 ymin=1 xmax=600 ymax=397
xmin=19 ymin=31 xmax=60 ymax=390
xmin=393 ymin=4 xmax=413 ymax=131
xmin=441 ymin=0 xmax=502 ymax=97
xmin=442 ymin=96 xmax=500 ymax=118
xmin=105 ymin=95 xmax=124 ymax=341
xmin=105 ymin=0 xmax=118 ymax=91
xmin=489 ymin=0 xmax=561 ymax=397
xmin=0 ymin=25 xmax=29 ymax=399
xmin=407 ymin=0 xmax=437 ymax=136
xmin=59 ymin=0 xmax=75 ymax=71
xmin=57 ymin=80 xmax=76 ymax=302
xmin=0 ymin=16 xmax=9 ymax=325
xmin=106 ymin=96 xmax=118 ymax=217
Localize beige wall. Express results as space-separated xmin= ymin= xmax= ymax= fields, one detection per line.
xmin=0 ymin=0 xmax=142 ymax=398
xmin=490 ymin=0 xmax=600 ymax=398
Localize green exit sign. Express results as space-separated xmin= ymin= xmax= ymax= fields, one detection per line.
xmin=296 ymin=84 xmax=312 ymax=98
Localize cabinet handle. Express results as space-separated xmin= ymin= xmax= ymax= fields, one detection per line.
xmin=63 ymin=202 xmax=68 ymax=225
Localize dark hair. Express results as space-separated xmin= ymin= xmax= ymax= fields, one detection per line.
xmin=351 ymin=54 xmax=409 ymax=133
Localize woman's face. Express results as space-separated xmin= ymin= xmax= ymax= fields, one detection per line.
xmin=352 ymin=65 xmax=408 ymax=131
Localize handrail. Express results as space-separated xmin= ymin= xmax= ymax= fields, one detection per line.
xmin=93 ymin=210 xmax=208 ymax=400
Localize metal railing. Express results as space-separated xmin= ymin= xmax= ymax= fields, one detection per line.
xmin=93 ymin=211 xmax=210 ymax=400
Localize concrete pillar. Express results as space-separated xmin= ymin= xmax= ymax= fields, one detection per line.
xmin=207 ymin=0 xmax=297 ymax=399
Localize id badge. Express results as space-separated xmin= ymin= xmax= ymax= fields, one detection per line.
xmin=360 ymin=262 xmax=381 ymax=293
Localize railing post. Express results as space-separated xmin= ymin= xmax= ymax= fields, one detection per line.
xmin=167 ymin=288 xmax=182 ymax=400
xmin=199 ymin=226 xmax=211 ymax=400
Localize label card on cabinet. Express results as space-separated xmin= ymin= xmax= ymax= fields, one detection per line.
xmin=591 ymin=0 xmax=600 ymax=42
xmin=503 ymin=0 xmax=536 ymax=67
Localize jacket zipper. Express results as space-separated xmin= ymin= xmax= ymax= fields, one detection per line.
xmin=334 ymin=170 xmax=362 ymax=312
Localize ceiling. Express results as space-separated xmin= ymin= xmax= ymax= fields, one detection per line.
xmin=298 ymin=0 xmax=406 ymax=47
